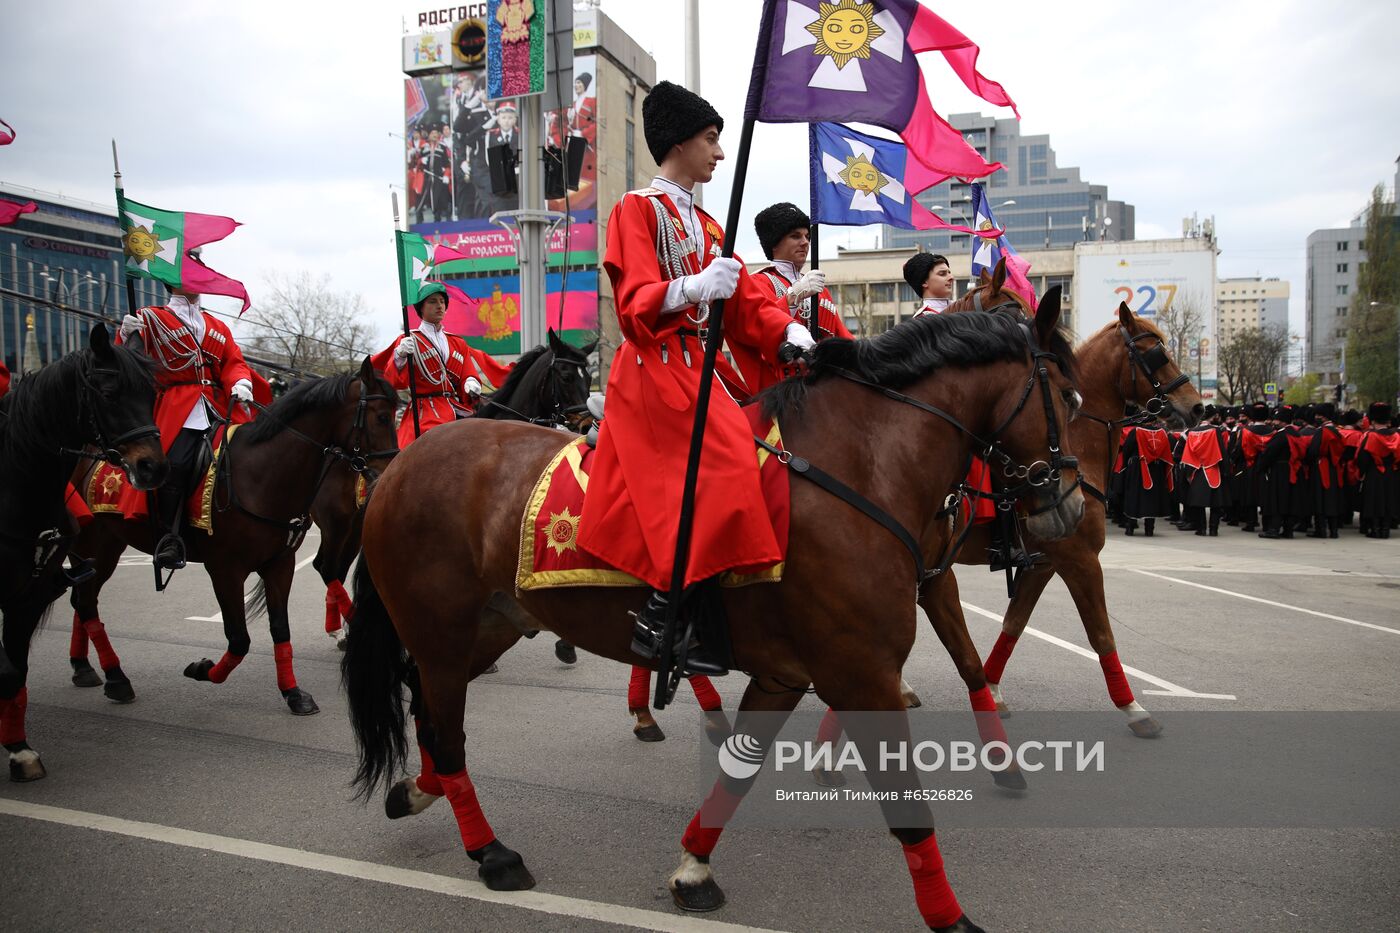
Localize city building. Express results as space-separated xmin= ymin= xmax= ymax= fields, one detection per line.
xmin=1216 ymin=277 xmax=1290 ymax=344
xmin=0 ymin=183 xmax=169 ymax=371
xmin=881 ymin=112 xmax=1134 ymax=255
xmin=1305 ymin=159 xmax=1398 ymax=386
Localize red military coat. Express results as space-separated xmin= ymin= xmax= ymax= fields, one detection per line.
xmin=578 ymin=187 xmax=793 ymax=591
xmin=114 ymin=304 xmax=257 ymax=517
xmin=750 ymin=265 xmax=852 ymax=393
xmin=371 ymin=329 xmax=513 ymax=448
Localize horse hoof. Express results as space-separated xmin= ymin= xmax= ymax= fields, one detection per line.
xmin=482 ymin=663 xmax=499 ymax=675
xmin=1128 ymin=716 xmax=1163 ymax=738
xmin=183 ymin=659 xmax=214 ymax=682
xmin=634 ymin=722 xmax=666 ymax=742
xmin=282 ymin=687 xmax=320 ymax=716
xmin=8 ymin=748 xmax=46 ymax=783
xmin=470 ymin=840 xmax=536 ymax=891
xmin=997 ymin=704 xmax=1011 ymax=719
xmin=554 ymin=640 xmax=578 ymax=665
xmin=70 ymin=659 xmax=103 ymax=688
xmin=385 ymin=777 xmax=440 ymax=819
xmin=103 ymin=679 xmax=136 ymax=704
xmin=993 ymin=768 xmax=1028 ymax=791
xmin=703 ymin=711 xmax=731 ymax=749
xmin=671 ymin=875 xmax=725 ymax=912
xmin=811 ymin=768 xmax=846 ymax=788
xmin=330 ymin=628 xmax=348 ymax=651
xmin=903 ymin=691 xmax=923 ymax=709
xmin=932 ymin=915 xmax=987 ymax=933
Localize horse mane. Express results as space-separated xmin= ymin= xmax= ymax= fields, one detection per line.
xmin=0 ymin=342 xmax=155 ymax=467
xmin=946 ymin=282 xmax=1079 ymax=384
xmin=761 ymin=311 xmax=1033 ymax=420
xmin=474 ymin=344 xmax=550 ymax=419
xmin=242 ymin=369 xmax=393 ymax=444
xmin=1091 ymin=313 xmax=1165 ymax=344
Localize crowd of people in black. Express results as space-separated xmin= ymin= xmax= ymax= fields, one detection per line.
xmin=1107 ymin=401 xmax=1399 ymax=540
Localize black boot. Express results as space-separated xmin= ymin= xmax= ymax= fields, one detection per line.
xmin=630 ymin=590 xmax=726 ymax=677
xmin=1144 ymin=518 xmax=1155 ymax=537
xmin=1327 ymin=518 xmax=1339 ymax=539
xmin=151 ymin=485 xmax=187 ymax=572
xmin=1208 ymin=511 xmax=1220 ymax=536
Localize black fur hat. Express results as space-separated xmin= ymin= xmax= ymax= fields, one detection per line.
xmin=754 ymin=202 xmax=810 ymax=260
xmin=1340 ymin=408 xmax=1363 ymax=426
xmin=642 ymin=81 xmax=723 ymax=165
xmin=1295 ymin=404 xmax=1314 ymax=424
xmin=1368 ymin=401 xmax=1393 ymax=425
xmin=903 ymin=252 xmax=938 ymax=294
xmin=1248 ymin=402 xmax=1270 ymax=421
xmin=1314 ymin=402 xmax=1336 ymax=421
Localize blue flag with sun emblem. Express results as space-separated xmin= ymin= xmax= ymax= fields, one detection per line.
xmin=809 ymin=123 xmax=988 ymax=233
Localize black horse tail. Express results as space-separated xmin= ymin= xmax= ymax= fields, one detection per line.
xmin=341 ymin=556 xmax=409 ymax=800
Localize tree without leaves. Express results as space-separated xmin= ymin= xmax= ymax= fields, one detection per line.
xmin=242 ymin=272 xmax=378 ymax=376
xmin=1344 ymin=184 xmax=1399 ymax=405
xmin=1154 ymin=289 xmax=1206 ymax=364
xmin=1217 ymin=324 xmax=1290 ymax=404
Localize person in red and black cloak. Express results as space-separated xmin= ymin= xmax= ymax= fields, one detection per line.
xmin=1105 ymin=406 xmax=1139 ymax=528
xmin=1119 ymin=422 xmax=1175 ymax=536
xmin=1233 ymin=401 xmax=1275 ymax=532
xmin=371 ymin=285 xmax=513 ymax=450
xmin=1303 ymin=402 xmax=1345 ymax=538
xmin=752 ymin=202 xmax=854 ymax=341
xmin=1253 ymin=404 xmax=1308 ymax=538
xmin=1356 ymin=402 xmax=1398 ymax=538
xmin=117 ymin=280 xmax=261 ymax=570
xmin=1167 ymin=427 xmax=1189 ymax=529
xmin=1337 ymin=408 xmax=1365 ymax=526
xmin=579 ymin=81 xmax=810 ymax=675
xmin=1179 ymin=406 xmax=1231 ymax=536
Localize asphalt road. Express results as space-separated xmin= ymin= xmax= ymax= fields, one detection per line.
xmin=3 ymin=524 xmax=1398 ymax=932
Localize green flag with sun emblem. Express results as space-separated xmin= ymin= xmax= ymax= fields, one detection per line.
xmin=116 ymin=189 xmax=250 ymax=311
xmin=396 ymin=230 xmax=443 ymax=306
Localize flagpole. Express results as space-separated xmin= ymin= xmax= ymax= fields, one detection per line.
xmin=391 ymin=193 xmax=423 ymax=439
xmin=807 ymin=222 xmax=819 ymax=335
xmin=112 ymin=140 xmax=139 ymax=322
xmin=806 ymin=124 xmax=820 ymax=335
xmin=653 ymin=112 xmax=758 ymax=710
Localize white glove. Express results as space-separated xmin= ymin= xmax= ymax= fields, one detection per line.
xmin=119 ymin=313 xmax=145 ymax=341
xmin=230 ymin=380 xmax=253 ymax=404
xmin=784 ymin=322 xmax=817 ymax=351
xmin=394 ymin=338 xmax=419 ymax=364
xmin=787 ymin=270 xmax=826 ymax=305
xmin=464 ymin=376 xmax=482 ymax=396
xmin=682 ymin=257 xmax=742 ymax=304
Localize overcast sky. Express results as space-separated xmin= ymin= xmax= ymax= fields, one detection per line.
xmin=2 ymin=0 xmax=1396 ymax=342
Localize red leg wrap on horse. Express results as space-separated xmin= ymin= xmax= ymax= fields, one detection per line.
xmin=206 ymin=652 xmax=244 ymax=685
xmin=1099 ymin=651 xmax=1135 ymax=707
xmin=70 ymin=614 xmax=89 ymax=660
xmin=0 ymin=687 xmax=28 ymax=746
xmin=414 ymin=719 xmax=443 ymax=796
xmin=687 ymin=676 xmax=722 ymax=712
xmin=903 ymin=833 xmax=962 ymax=929
xmin=969 ymin=688 xmax=1009 ymax=762
xmin=983 ymin=631 xmax=1019 ymax=684
xmin=681 ymin=782 xmax=744 ymax=857
xmin=438 ymin=769 xmax=496 ymax=851
xmin=82 ymin=618 xmax=120 ymax=671
xmin=273 ymin=642 xmax=297 ymax=692
xmin=627 ymin=666 xmax=650 ymax=710
xmin=816 ymin=707 xmax=843 ymax=746
xmin=331 ymin=580 xmax=354 ymax=619
xmin=323 ymin=588 xmax=342 ymax=634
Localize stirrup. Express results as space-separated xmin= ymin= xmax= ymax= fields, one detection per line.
xmin=152 ymin=532 xmax=186 ymax=591
xmin=629 ymin=594 xmax=727 ymax=680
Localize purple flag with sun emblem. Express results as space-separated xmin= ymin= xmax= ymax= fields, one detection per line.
xmin=746 ymin=0 xmax=1013 ymax=184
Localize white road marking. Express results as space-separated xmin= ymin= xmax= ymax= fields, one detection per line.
xmin=186 ymin=552 xmax=322 ymax=623
xmin=1127 ymin=569 xmax=1400 ymax=637
xmin=0 ymin=799 xmax=785 ymax=933
xmin=959 ymin=601 xmax=1237 ymax=700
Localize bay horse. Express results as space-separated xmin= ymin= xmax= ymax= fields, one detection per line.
xmin=1 ymin=324 xmax=166 ymax=781
xmin=66 ymin=359 xmax=397 ymax=715
xmin=343 ymin=308 xmax=1084 ymax=932
xmin=309 ymin=331 xmax=596 ymax=648
xmin=926 ymin=266 xmax=1203 ymax=735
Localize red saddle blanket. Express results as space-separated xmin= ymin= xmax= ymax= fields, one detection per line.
xmin=517 ymin=410 xmax=790 ymax=592
xmin=75 ymin=424 xmax=238 ymax=532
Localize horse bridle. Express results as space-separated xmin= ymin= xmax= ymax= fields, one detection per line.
xmin=1119 ymin=325 xmax=1190 ymax=417
xmin=64 ymin=363 xmax=161 ymax=475
xmin=481 ymin=350 xmax=592 ymax=428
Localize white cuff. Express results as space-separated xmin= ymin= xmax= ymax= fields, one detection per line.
xmin=660 ymin=277 xmax=692 ymax=315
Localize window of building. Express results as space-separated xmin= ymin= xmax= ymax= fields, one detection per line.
xmin=625 ymin=91 xmax=634 ymax=117
xmin=1336 ymin=284 xmax=1348 ymax=296
xmin=1029 ymin=144 xmax=1047 ymax=160
xmin=1030 ymin=162 xmax=1047 ymax=178
xmin=1337 ymin=306 xmax=1347 ymax=317
xmin=1336 ymin=263 xmax=1348 ymax=273
xmin=1337 ymin=241 xmax=1348 ymax=251
xmin=870 ymin=282 xmax=896 ymax=303
xmin=625 ymin=121 xmax=635 ymax=192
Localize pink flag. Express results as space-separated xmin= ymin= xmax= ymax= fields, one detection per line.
xmin=0 ymin=119 xmax=14 ymax=145
xmin=0 ymin=198 xmax=36 ymax=226
xmin=180 ymin=211 xmax=248 ymax=312
xmin=906 ymin=5 xmax=1020 ymax=118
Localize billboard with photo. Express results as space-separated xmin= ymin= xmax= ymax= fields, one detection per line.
xmin=1074 ymin=241 xmax=1219 ymax=398
xmin=403 ymin=47 xmax=599 ymax=353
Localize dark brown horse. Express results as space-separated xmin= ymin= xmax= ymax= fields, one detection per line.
xmin=1 ymin=325 xmax=167 ymax=781
xmin=310 ymin=332 xmax=596 ymax=649
xmin=343 ymin=308 xmax=1084 ymax=932
xmin=67 ymin=359 xmax=397 ymax=714
xmin=922 ymin=265 xmax=1203 ymax=737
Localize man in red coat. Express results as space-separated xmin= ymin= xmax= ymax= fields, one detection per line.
xmin=118 ymin=283 xmax=256 ymax=570
xmin=578 ymin=81 xmax=810 ymax=675
xmin=749 ymin=202 xmax=852 ymax=391
xmin=371 ymin=285 xmax=513 ymax=449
